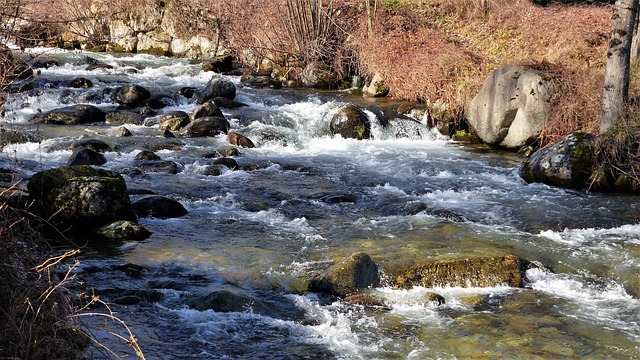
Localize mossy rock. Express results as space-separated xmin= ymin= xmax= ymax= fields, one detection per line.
xmin=308 ymin=253 xmax=380 ymax=297
xmin=97 ymin=220 xmax=151 ymax=241
xmin=393 ymin=254 xmax=526 ymax=289
xmin=330 ymin=105 xmax=372 ymax=140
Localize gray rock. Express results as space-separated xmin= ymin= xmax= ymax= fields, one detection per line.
xmin=159 ymin=111 xmax=190 ymax=131
xmin=112 ymin=84 xmax=151 ymax=108
xmin=137 ymin=160 xmax=180 ymax=174
xmin=330 ymin=105 xmax=371 ymax=140
xmin=67 ymin=146 xmax=107 ymax=166
xmin=30 ymin=104 xmax=105 ymax=125
xmin=191 ymin=100 xmax=224 ymax=120
xmin=105 ymin=110 xmax=146 ymax=125
xmin=194 ymin=77 xmax=236 ymax=104
xmin=182 ymin=116 xmax=230 ymax=137
xmin=132 ymin=195 xmax=188 ymax=218
xmin=467 ymin=66 xmax=557 ymax=149
xmin=97 ymin=220 xmax=151 ymax=241
xmin=308 ymin=253 xmax=380 ymax=297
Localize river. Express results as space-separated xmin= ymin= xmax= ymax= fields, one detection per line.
xmin=1 ymin=48 xmax=639 ymax=359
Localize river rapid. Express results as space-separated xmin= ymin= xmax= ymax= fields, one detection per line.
xmin=2 ymin=49 xmax=640 ymax=359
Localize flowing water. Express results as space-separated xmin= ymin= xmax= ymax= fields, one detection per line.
xmin=2 ymin=49 xmax=640 ymax=359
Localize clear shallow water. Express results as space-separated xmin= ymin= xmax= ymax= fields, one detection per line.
xmin=2 ymin=49 xmax=640 ymax=359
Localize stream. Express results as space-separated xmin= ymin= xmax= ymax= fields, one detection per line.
xmin=1 ymin=48 xmax=640 ymax=359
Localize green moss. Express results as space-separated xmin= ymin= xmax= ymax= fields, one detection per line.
xmin=139 ymin=46 xmax=170 ymax=56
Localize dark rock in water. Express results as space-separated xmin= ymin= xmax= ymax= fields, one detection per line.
xmin=343 ymin=294 xmax=390 ymax=310
xmin=188 ymin=288 xmax=270 ymax=313
xmin=400 ymin=201 xmax=428 ymax=215
xmin=178 ymin=86 xmax=197 ymax=99
xmin=212 ymin=97 xmax=248 ymax=109
xmin=96 ymin=220 xmax=151 ymax=241
xmin=521 ymin=132 xmax=595 ymax=189
xmin=242 ymin=75 xmax=283 ymax=89
xmin=428 ymin=209 xmax=465 ymax=222
xmin=66 ymin=77 xmax=93 ymax=88
xmin=191 ymin=100 xmax=224 ymax=120
xmin=159 ymin=111 xmax=190 ymax=131
xmin=105 ymin=110 xmax=146 ymax=125
xmin=330 ymin=105 xmax=371 ymax=140
xmin=115 ymin=138 xmax=183 ymax=153
xmin=163 ymin=129 xmax=176 ymax=138
xmin=213 ymin=157 xmax=239 ymax=169
xmin=227 ymin=132 xmax=255 ymax=148
xmin=138 ymin=106 xmax=156 ymax=116
xmin=182 ymin=117 xmax=230 ymax=137
xmin=194 ymin=77 xmax=236 ymax=104
xmin=67 ymin=146 xmax=107 ymax=166
xmin=202 ymin=54 xmax=233 ymax=73
xmin=30 ymin=104 xmax=105 ymax=125
xmin=132 ymin=195 xmax=188 ymax=218
xmin=393 ymin=254 xmax=526 ymax=289
xmin=308 ymin=253 xmax=380 ymax=297
xmin=27 ymin=165 xmax=137 ymax=229
xmin=71 ymin=139 xmax=112 ymax=153
xmin=135 ymin=150 xmax=161 ymax=161
xmin=141 ymin=96 xmax=169 ymax=110
xmin=116 ymin=126 xmax=132 ymax=137
xmin=319 ymin=193 xmax=357 ymax=204
xmin=112 ymin=84 xmax=151 ymax=108
xmin=203 ymin=165 xmax=228 ymax=176
xmin=30 ymin=58 xmax=59 ymax=69
xmin=137 ymin=160 xmax=179 ymax=174
xmin=424 ymin=292 xmax=446 ymax=306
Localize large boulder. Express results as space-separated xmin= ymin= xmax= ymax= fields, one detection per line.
xmin=194 ymin=77 xmax=236 ymax=104
xmin=300 ymin=62 xmax=335 ymax=89
xmin=521 ymin=132 xmax=595 ymax=189
xmin=202 ymin=55 xmax=233 ymax=73
xmin=67 ymin=147 xmax=107 ymax=166
xmin=132 ymin=195 xmax=188 ymax=218
xmin=182 ymin=117 xmax=230 ymax=137
xmin=27 ymin=165 xmax=137 ymax=229
xmin=308 ymin=253 xmax=380 ymax=297
xmin=330 ymin=105 xmax=372 ymax=140
xmin=467 ymin=66 xmax=557 ymax=149
xmin=30 ymin=104 xmax=105 ymax=125
xmin=191 ymin=100 xmax=224 ymax=120
xmin=393 ymin=254 xmax=526 ymax=289
xmin=363 ymin=73 xmax=389 ymax=98
xmin=112 ymin=85 xmax=151 ymax=108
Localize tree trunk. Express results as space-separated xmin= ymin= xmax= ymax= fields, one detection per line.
xmin=601 ymin=0 xmax=639 ymax=134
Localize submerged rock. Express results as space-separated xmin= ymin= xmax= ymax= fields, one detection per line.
xmin=308 ymin=253 xmax=380 ymax=297
xmin=343 ymin=294 xmax=390 ymax=310
xmin=393 ymin=254 xmax=526 ymax=289
xmin=188 ymin=288 xmax=270 ymax=313
xmin=27 ymin=165 xmax=137 ymax=229
xmin=521 ymin=132 xmax=595 ymax=189
xmin=97 ymin=220 xmax=151 ymax=241
xmin=132 ymin=195 xmax=188 ymax=218
xmin=330 ymin=105 xmax=371 ymax=140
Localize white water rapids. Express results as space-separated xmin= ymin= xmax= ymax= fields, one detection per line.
xmin=1 ymin=48 xmax=639 ymax=359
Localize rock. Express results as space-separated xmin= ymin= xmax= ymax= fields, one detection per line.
xmin=96 ymin=220 xmax=151 ymax=241
xmin=424 ymin=292 xmax=446 ymax=305
xmin=212 ymin=157 xmax=239 ymax=169
xmin=308 ymin=253 xmax=380 ymax=297
xmin=30 ymin=104 xmax=105 ymax=125
xmin=182 ymin=117 xmax=230 ymax=137
xmin=27 ymin=165 xmax=137 ymax=229
xmin=203 ymin=165 xmax=228 ymax=176
xmin=300 ymin=61 xmax=335 ymax=89
xmin=30 ymin=58 xmax=59 ymax=69
xmin=163 ymin=129 xmax=176 ymax=138
xmin=363 ymin=73 xmax=389 ymax=98
xmin=137 ymin=31 xmax=172 ymax=55
xmin=227 ymin=132 xmax=255 ymax=148
xmin=194 ymin=77 xmax=237 ymax=104
xmin=66 ymin=77 xmax=93 ymax=88
xmin=330 ymin=105 xmax=371 ymax=140
xmin=520 ymin=132 xmax=595 ymax=189
xmin=241 ymin=75 xmax=283 ymax=89
xmin=191 ymin=100 xmax=224 ymax=120
xmin=343 ymin=294 xmax=389 ymax=310
xmin=428 ymin=209 xmax=465 ymax=222
xmin=188 ymin=288 xmax=270 ymax=313
xmin=393 ymin=254 xmax=526 ymax=289
xmin=319 ymin=193 xmax=357 ymax=204
xmin=467 ymin=66 xmax=557 ymax=149
xmin=211 ymin=97 xmax=248 ymax=109
xmin=71 ymin=139 xmax=112 ymax=153
xmin=135 ymin=150 xmax=161 ymax=161
xmin=112 ymin=85 xmax=151 ymax=108
xmin=202 ymin=55 xmax=233 ymax=73
xmin=137 ymin=160 xmax=180 ymax=174
xmin=116 ymin=127 xmax=132 ymax=137
xmin=159 ymin=111 xmax=190 ymax=131
xmin=67 ymin=146 xmax=108 ymax=166
xmin=105 ymin=110 xmax=146 ymax=125
xmin=178 ymin=86 xmax=196 ymax=98
xmin=132 ymin=195 xmax=188 ymax=218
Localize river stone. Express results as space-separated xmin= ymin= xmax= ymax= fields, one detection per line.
xmin=112 ymin=84 xmax=151 ymax=108
xmin=67 ymin=147 xmax=107 ymax=166
xmin=188 ymin=288 xmax=270 ymax=313
xmin=194 ymin=77 xmax=237 ymax=104
xmin=27 ymin=165 xmax=137 ymax=228
xmin=105 ymin=110 xmax=146 ymax=125
xmin=135 ymin=150 xmax=161 ymax=161
xmin=212 ymin=97 xmax=248 ymax=109
xmin=97 ymin=220 xmax=151 ymax=241
xmin=393 ymin=254 xmax=526 ymax=289
xmin=191 ymin=100 xmax=224 ymax=120
xmin=330 ymin=105 xmax=371 ymax=140
xmin=30 ymin=104 xmax=105 ymax=125
xmin=300 ymin=61 xmax=335 ymax=89
xmin=137 ymin=160 xmax=180 ymax=174
xmin=467 ymin=66 xmax=557 ymax=149
xmin=159 ymin=110 xmax=190 ymax=131
xmin=116 ymin=126 xmax=132 ymax=137
xmin=343 ymin=294 xmax=390 ymax=310
xmin=132 ymin=195 xmax=188 ymax=218
xmin=308 ymin=253 xmax=380 ymax=297
xmin=202 ymin=54 xmax=233 ymax=73
xmin=227 ymin=132 xmax=255 ymax=148
xmin=182 ymin=117 xmax=230 ymax=137
xmin=212 ymin=157 xmax=239 ymax=170
xmin=521 ymin=132 xmax=595 ymax=189
xmin=71 ymin=139 xmax=112 ymax=153
xmin=66 ymin=77 xmax=93 ymax=88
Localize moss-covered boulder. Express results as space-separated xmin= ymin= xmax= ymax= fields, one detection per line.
xmin=330 ymin=105 xmax=372 ymax=140
xmin=393 ymin=254 xmax=526 ymax=289
xmin=308 ymin=253 xmax=380 ymax=297
xmin=97 ymin=220 xmax=151 ymax=241
xmin=27 ymin=165 xmax=137 ymax=229
xmin=521 ymin=132 xmax=595 ymax=189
